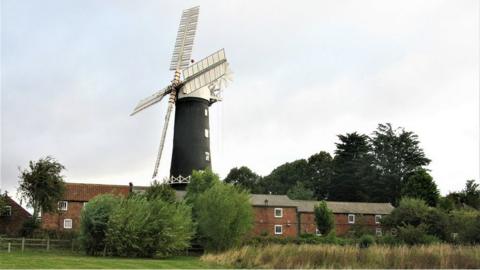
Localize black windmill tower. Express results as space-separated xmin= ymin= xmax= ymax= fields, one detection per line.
xmin=131 ymin=6 xmax=232 ymax=190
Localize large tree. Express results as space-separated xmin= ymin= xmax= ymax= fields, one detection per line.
xmin=370 ymin=123 xmax=431 ymax=205
xmin=287 ymin=182 xmax=314 ymax=200
xmin=306 ymin=151 xmax=333 ymax=200
xmin=260 ymin=159 xmax=309 ymax=195
xmin=17 ymin=156 xmax=66 ymax=219
xmin=329 ymin=132 xmax=373 ymax=202
xmin=401 ymin=169 xmax=440 ymax=207
xmin=224 ymin=166 xmax=262 ymax=193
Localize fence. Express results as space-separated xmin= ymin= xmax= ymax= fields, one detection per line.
xmin=0 ymin=237 xmax=75 ymax=253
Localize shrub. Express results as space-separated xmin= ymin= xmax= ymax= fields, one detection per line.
xmin=106 ymin=196 xmax=194 ymax=257
xmin=185 ymin=169 xmax=221 ymax=205
xmin=194 ymin=183 xmax=253 ymax=252
xmin=143 ymin=180 xmax=176 ymax=203
xmin=314 ymin=201 xmax=334 ymax=235
xmin=358 ymin=234 xmax=375 ymax=248
xmin=382 ymin=197 xmax=429 ymax=227
xmin=79 ymin=194 xmax=120 ymax=255
xmin=449 ymin=209 xmax=480 ymax=244
xmin=19 ymin=217 xmax=40 ymax=237
xmin=397 ymin=224 xmax=439 ymax=245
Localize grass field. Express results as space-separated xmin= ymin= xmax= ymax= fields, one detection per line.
xmin=201 ymin=244 xmax=480 ymax=269
xmin=0 ymin=250 xmax=223 ymax=269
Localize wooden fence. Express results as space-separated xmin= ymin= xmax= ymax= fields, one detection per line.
xmin=0 ymin=237 xmax=75 ymax=253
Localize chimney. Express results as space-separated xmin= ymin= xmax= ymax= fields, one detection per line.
xmin=129 ymin=182 xmax=133 ymax=193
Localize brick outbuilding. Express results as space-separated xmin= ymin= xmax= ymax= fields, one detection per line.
xmin=0 ymin=195 xmax=32 ymax=236
xmin=41 ymin=183 xmax=130 ymax=231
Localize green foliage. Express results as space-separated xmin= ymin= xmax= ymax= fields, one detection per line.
xmin=397 ymin=224 xmax=439 ymax=245
xmin=424 ymin=207 xmax=450 ymax=241
xmin=382 ymin=197 xmax=429 ymax=227
xmin=185 ymin=169 xmax=220 ymax=204
xmin=194 ymin=183 xmax=253 ymax=252
xmin=106 ymin=196 xmax=194 ymax=257
xmin=17 ymin=156 xmax=66 ymax=219
xmin=329 ymin=132 xmax=373 ymax=201
xmin=223 ymin=166 xmax=262 ymax=193
xmin=261 ymin=159 xmax=309 ymax=195
xmin=19 ymin=217 xmax=40 ymax=237
xmin=449 ymin=209 xmax=480 ymax=244
xmin=306 ymin=151 xmax=333 ymax=200
xmin=287 ymin=182 xmax=314 ymax=200
xmin=79 ymin=194 xmax=121 ymax=255
xmin=462 ymin=180 xmax=480 ymax=209
xmin=314 ymin=201 xmax=334 ymax=235
xmin=246 ymin=232 xmax=351 ymax=246
xmin=143 ymin=180 xmax=176 ymax=203
xmin=370 ymin=123 xmax=431 ymax=205
xmin=401 ymin=169 xmax=439 ymax=206
xmin=358 ymin=234 xmax=375 ymax=248
xmin=349 ymin=215 xmax=373 ymax=238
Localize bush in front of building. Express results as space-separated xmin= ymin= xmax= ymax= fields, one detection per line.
xmin=79 ymin=194 xmax=120 ymax=255
xmin=314 ymin=201 xmax=335 ymax=235
xmin=194 ymin=182 xmax=254 ymax=252
xmin=106 ymin=195 xmax=194 ymax=257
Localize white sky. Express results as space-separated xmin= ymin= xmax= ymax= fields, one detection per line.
xmin=1 ymin=0 xmax=479 ymax=199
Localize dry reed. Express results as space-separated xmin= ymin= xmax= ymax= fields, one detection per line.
xmin=201 ymin=244 xmax=480 ymax=269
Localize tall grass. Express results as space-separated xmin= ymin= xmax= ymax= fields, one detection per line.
xmin=201 ymin=244 xmax=480 ymax=269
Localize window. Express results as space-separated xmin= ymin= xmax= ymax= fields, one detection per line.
xmin=376 ymin=228 xmax=382 ymax=236
xmin=58 ymin=201 xmax=68 ymax=211
xmin=274 ymin=225 xmax=283 ymax=235
xmin=274 ymin=208 xmax=283 ymax=218
xmin=205 ymin=129 xmax=209 ymax=138
xmin=204 ymin=109 xmax=208 ymax=116
xmin=348 ymin=214 xmax=355 ymax=224
xmin=205 ymin=152 xmax=210 ymax=161
xmin=63 ymin=219 xmax=72 ymax=229
xmin=375 ymin=215 xmax=382 ymax=224
xmin=1 ymin=206 xmax=11 ymax=217
xmin=315 ymin=227 xmax=322 ymax=236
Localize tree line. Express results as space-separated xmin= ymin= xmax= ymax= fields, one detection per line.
xmin=225 ymin=123 xmax=460 ymax=207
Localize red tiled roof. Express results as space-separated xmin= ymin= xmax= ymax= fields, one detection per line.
xmin=63 ymin=183 xmax=130 ymax=201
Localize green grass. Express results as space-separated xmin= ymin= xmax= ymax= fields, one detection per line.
xmin=0 ymin=250 xmax=223 ymax=269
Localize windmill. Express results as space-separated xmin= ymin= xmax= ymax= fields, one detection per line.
xmin=131 ymin=6 xmax=232 ymax=189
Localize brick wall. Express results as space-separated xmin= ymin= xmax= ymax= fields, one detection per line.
xmin=42 ymin=201 xmax=85 ymax=231
xmin=0 ymin=196 xmax=32 ymax=236
xmin=252 ymin=206 xmax=298 ymax=237
xmin=299 ymin=212 xmax=384 ymax=236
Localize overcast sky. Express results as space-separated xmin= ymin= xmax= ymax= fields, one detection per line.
xmin=1 ymin=0 xmax=479 ymax=200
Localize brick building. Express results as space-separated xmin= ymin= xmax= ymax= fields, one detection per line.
xmin=0 ymin=195 xmax=32 ymax=236
xmin=251 ymin=194 xmax=394 ymax=237
xmin=41 ymin=183 xmax=130 ymax=231
xmin=41 ymin=182 xmax=394 ymax=237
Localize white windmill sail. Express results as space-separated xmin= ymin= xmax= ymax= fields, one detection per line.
xmin=170 ymin=6 xmax=200 ymax=71
xmin=130 ymin=86 xmax=172 ymax=116
xmin=181 ymin=49 xmax=228 ymax=94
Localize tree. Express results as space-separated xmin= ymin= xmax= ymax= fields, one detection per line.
xmin=462 ymin=180 xmax=480 ymax=209
xmin=370 ymin=123 xmax=431 ymax=205
xmin=106 ymin=196 xmax=194 ymax=257
xmin=185 ymin=169 xmax=221 ymax=205
xmin=224 ymin=166 xmax=262 ymax=193
xmin=382 ymin=197 xmax=430 ymax=228
xmin=314 ymin=201 xmax=334 ymax=235
xmin=306 ymin=151 xmax=333 ymax=200
xmin=17 ymin=156 xmax=66 ymax=219
xmin=79 ymin=194 xmax=121 ymax=255
xmin=194 ymin=183 xmax=253 ymax=252
xmin=260 ymin=159 xmax=309 ymax=195
xmin=287 ymin=182 xmax=314 ymax=200
xmin=143 ymin=180 xmax=176 ymax=203
xmin=401 ymin=169 xmax=439 ymax=207
xmin=329 ymin=132 xmax=373 ymax=202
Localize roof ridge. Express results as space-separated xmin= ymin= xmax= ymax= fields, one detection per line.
xmin=65 ymin=182 xmax=130 ymax=187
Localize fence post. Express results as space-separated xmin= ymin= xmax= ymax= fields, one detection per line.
xmin=46 ymin=237 xmax=50 ymax=251
xmin=7 ymin=243 xmax=11 ymax=253
xmin=21 ymin=238 xmax=25 ymax=253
